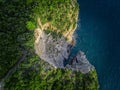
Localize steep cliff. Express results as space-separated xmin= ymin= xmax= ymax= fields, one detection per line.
xmin=34 ymin=0 xmax=94 ymax=74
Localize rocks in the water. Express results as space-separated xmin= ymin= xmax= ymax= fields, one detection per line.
xmin=66 ymin=51 xmax=94 ymax=74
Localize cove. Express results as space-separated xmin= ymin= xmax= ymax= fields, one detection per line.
xmin=72 ymin=0 xmax=120 ymax=90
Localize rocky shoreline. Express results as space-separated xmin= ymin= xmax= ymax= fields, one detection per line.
xmin=34 ymin=0 xmax=94 ymax=74
xmin=66 ymin=51 xmax=94 ymax=74
xmin=34 ymin=26 xmax=94 ymax=74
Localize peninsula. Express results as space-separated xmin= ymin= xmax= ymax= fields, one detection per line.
xmin=0 ymin=0 xmax=99 ymax=90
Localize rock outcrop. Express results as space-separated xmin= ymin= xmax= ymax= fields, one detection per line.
xmin=34 ymin=0 xmax=94 ymax=74
xmin=34 ymin=25 xmax=94 ymax=74
xmin=35 ymin=28 xmax=70 ymax=68
xmin=66 ymin=51 xmax=94 ymax=74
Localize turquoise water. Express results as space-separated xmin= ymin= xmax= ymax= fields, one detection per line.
xmin=72 ymin=0 xmax=120 ymax=90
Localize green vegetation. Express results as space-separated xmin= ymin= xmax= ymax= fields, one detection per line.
xmin=0 ymin=0 xmax=98 ymax=90
xmin=44 ymin=29 xmax=62 ymax=38
xmin=26 ymin=21 xmax=36 ymax=31
xmin=28 ymin=0 xmax=79 ymax=38
xmin=32 ymin=0 xmax=79 ymax=31
xmin=0 ymin=0 xmax=35 ymax=78
xmin=5 ymin=52 xmax=98 ymax=90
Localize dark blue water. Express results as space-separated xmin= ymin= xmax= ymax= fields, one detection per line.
xmin=72 ymin=0 xmax=120 ymax=90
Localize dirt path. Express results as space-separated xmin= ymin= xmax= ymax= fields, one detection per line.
xmin=0 ymin=48 xmax=27 ymax=90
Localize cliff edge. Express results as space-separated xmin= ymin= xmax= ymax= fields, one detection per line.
xmin=34 ymin=0 xmax=94 ymax=74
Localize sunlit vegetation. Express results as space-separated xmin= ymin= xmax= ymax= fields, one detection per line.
xmin=26 ymin=21 xmax=36 ymax=31
xmin=29 ymin=0 xmax=79 ymax=38
xmin=32 ymin=0 xmax=79 ymax=30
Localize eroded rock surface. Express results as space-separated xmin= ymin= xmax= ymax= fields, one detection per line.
xmin=35 ymin=28 xmax=71 ymax=68
xmin=66 ymin=51 xmax=94 ymax=74
xmin=34 ymin=27 xmax=94 ymax=74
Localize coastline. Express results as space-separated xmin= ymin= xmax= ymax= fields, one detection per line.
xmin=34 ymin=0 xmax=96 ymax=74
xmin=1 ymin=0 xmax=99 ymax=89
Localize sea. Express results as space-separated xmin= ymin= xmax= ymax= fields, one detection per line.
xmin=72 ymin=0 xmax=120 ymax=90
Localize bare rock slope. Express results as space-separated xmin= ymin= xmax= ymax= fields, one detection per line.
xmin=34 ymin=19 xmax=94 ymax=74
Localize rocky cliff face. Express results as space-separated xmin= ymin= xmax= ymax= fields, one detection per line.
xmin=35 ymin=27 xmax=70 ymax=68
xmin=34 ymin=20 xmax=94 ymax=74
xmin=66 ymin=51 xmax=94 ymax=74
xmin=33 ymin=0 xmax=94 ymax=74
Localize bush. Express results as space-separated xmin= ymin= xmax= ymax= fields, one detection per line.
xmin=26 ymin=21 xmax=36 ymax=31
